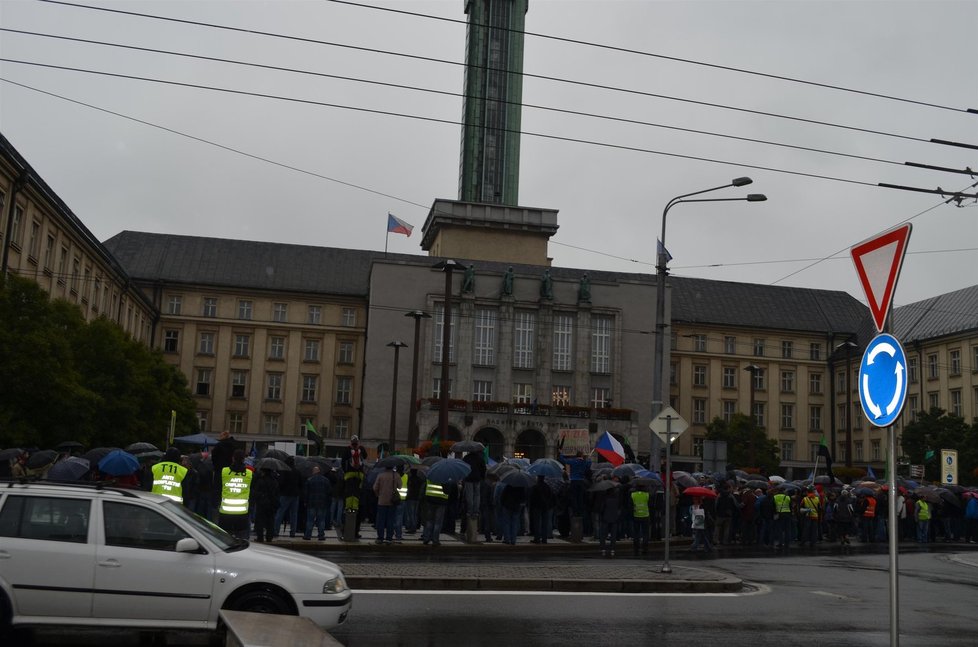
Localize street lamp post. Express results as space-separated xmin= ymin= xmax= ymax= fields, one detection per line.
xmin=404 ymin=310 xmax=431 ymax=451
xmin=386 ymin=341 xmax=408 ymax=453
xmin=744 ymin=364 xmax=760 ymax=468
xmin=652 ymin=178 xmax=765 ymax=423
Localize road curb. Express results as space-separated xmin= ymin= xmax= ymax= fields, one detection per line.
xmin=346 ymin=574 xmax=742 ymax=594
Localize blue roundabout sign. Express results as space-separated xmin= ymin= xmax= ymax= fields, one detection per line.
xmin=858 ymin=333 xmax=909 ymax=427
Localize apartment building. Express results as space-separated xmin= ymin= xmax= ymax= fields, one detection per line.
xmin=0 ymin=133 xmax=156 ymax=337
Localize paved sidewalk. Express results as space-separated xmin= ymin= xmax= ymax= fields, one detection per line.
xmin=261 ymin=530 xmax=742 ymax=593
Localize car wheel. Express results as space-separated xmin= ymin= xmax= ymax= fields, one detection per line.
xmin=0 ymin=592 xmax=32 ymax=644
xmin=229 ymin=587 xmax=294 ymax=615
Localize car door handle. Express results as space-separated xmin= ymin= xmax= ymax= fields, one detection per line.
xmin=98 ymin=559 xmax=121 ymax=568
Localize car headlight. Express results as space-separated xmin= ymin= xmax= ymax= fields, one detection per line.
xmin=323 ymin=576 xmax=347 ymax=594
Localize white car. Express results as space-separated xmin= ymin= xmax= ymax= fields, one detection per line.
xmin=0 ymin=481 xmax=351 ymax=639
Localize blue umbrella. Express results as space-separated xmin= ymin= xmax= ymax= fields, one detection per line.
xmin=635 ymin=469 xmax=661 ymax=480
xmin=47 ymin=457 xmax=91 ymax=481
xmin=501 ymin=470 xmax=535 ymax=488
xmin=527 ymin=459 xmax=563 ymax=478
xmin=98 ymin=449 xmax=139 ymax=476
xmin=425 ymin=458 xmax=471 ymax=485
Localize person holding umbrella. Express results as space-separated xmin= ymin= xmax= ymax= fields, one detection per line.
xmin=690 ymin=496 xmax=713 ymax=552
xmin=630 ymin=481 xmax=652 ymax=556
xmin=595 ymin=478 xmax=623 ymax=557
xmin=252 ymin=464 xmax=280 ymax=543
xmin=529 ymin=474 xmax=556 ymax=544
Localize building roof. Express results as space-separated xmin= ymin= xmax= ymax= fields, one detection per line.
xmin=892 ymin=284 xmax=978 ymax=342
xmin=670 ymin=275 xmax=868 ymax=336
xmin=103 ymin=231 xmax=389 ymax=296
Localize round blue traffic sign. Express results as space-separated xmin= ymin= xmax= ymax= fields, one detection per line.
xmin=858 ymin=333 xmax=908 ymax=427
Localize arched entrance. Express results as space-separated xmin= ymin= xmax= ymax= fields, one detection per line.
xmin=514 ymin=428 xmax=546 ymax=462
xmin=425 ymin=426 xmax=462 ymax=456
xmin=474 ymin=427 xmax=505 ymax=462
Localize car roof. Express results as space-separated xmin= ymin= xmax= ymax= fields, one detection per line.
xmin=1 ymin=480 xmax=166 ymax=504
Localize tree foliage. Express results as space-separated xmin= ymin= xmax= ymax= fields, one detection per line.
xmin=900 ymin=408 xmax=977 ymax=486
xmin=0 ymin=276 xmax=196 ymax=450
xmin=705 ymin=413 xmax=781 ymax=475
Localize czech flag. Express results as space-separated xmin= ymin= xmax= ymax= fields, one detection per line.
xmin=387 ymin=213 xmax=413 ymax=237
xmin=595 ymin=431 xmax=626 ymax=466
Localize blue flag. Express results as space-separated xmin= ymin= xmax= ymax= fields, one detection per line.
xmin=866 ymin=465 xmax=877 ymax=480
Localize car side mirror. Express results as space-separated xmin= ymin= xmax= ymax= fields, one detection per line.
xmin=175 ymin=537 xmax=202 ymax=553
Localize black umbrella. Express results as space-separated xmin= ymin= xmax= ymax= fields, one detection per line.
xmin=377 ymin=455 xmax=411 ymax=469
xmin=82 ymin=447 xmax=119 ymax=465
xmin=257 ymin=457 xmax=289 ymax=471
xmin=500 ymin=470 xmax=535 ymax=488
xmin=54 ymin=441 xmax=85 ymax=453
xmin=422 ymin=455 xmax=444 ymax=466
xmin=125 ymin=442 xmax=159 ymax=454
xmin=260 ymin=448 xmax=291 ymax=462
xmin=0 ymin=448 xmax=24 ymax=461
xmin=589 ymin=479 xmax=620 ymax=493
xmin=47 ymin=457 xmax=91 ymax=481
xmin=451 ymin=440 xmax=485 ymax=454
xmin=26 ymin=450 xmax=59 ymax=470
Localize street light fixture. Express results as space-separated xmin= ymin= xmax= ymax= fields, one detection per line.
xmin=652 ymin=178 xmax=767 ymax=420
xmin=404 ymin=310 xmax=431 ymax=451
xmin=386 ymin=341 xmax=408 ymax=453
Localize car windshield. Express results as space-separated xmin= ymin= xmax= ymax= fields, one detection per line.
xmin=160 ymin=500 xmax=243 ymax=551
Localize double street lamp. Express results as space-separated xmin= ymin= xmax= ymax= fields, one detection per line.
xmin=652 ymin=178 xmax=765 ymax=575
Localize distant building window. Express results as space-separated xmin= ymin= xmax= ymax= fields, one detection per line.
xmin=304 ymin=339 xmax=321 ymax=362
xmin=335 ymin=376 xmax=352 ymax=405
xmin=433 ymin=304 xmax=457 ymax=364
xmin=238 ymin=300 xmax=253 ymax=320
xmin=196 ymin=411 xmax=208 ymax=433
xmin=753 ymin=403 xmax=765 ymax=428
xmin=809 ymin=373 xmax=822 ymax=394
xmin=233 ymin=334 xmax=250 ymax=357
xmin=195 ymin=369 xmax=211 ymax=397
xmin=514 ymin=311 xmax=536 ymax=369
xmin=692 ymin=398 xmax=706 ymax=424
xmin=342 ymin=308 xmax=356 ymax=327
xmin=227 ymin=412 xmax=245 ymax=435
xmin=810 ymin=406 xmax=822 ymax=431
xmin=908 ymin=357 xmax=918 ymax=383
xmin=809 ymin=343 xmax=822 ymax=361
xmin=10 ymin=205 xmax=23 ymax=246
xmin=693 ymin=365 xmax=707 ymax=387
xmin=781 ymin=404 xmax=794 ymax=430
xmin=512 ymin=383 xmax=533 ymax=404
xmin=230 ymin=371 xmax=247 ymax=398
xmin=837 ymin=370 xmax=847 ymax=394
xmin=950 ymin=390 xmax=962 ymax=417
xmin=591 ymin=315 xmax=612 ymax=373
xmin=871 ymin=440 xmax=881 ymax=462
xmin=432 ymin=378 xmax=453 ymax=399
xmin=591 ymin=387 xmax=611 ymax=409
xmin=202 ymin=297 xmax=218 ymax=317
xmin=44 ymin=234 xmax=55 ymax=270
xmin=163 ymin=330 xmax=179 ymax=353
xmin=724 ymin=336 xmax=736 ymax=355
xmin=553 ymin=314 xmax=573 ymax=371
xmin=338 ymin=341 xmax=354 ymax=364
xmin=167 ymin=296 xmax=182 ymax=315
xmin=781 ymin=341 xmax=793 ymax=359
xmin=307 ymin=305 xmax=321 ymax=325
xmin=301 ymin=375 xmax=318 ymax=403
xmin=268 ymin=336 xmax=285 ymax=360
xmin=28 ymin=221 xmax=40 ymax=259
xmin=273 ymin=303 xmax=288 ymax=323
xmin=781 ymin=441 xmax=794 ymax=462
xmin=752 ymin=368 xmax=766 ymax=391
xmin=198 ymin=332 xmax=215 ymax=355
xmin=266 ymin=373 xmax=283 ymax=401
xmin=928 ymin=392 xmax=939 ymax=410
xmin=692 ymin=334 xmax=707 ymax=352
xmin=722 ymin=367 xmax=736 ymax=389
xmin=927 ymin=354 xmax=938 ymax=379
xmin=753 ymin=339 xmax=765 ymax=357
xmin=263 ymin=415 xmax=280 ymax=436
xmin=333 ymin=417 xmax=350 ymax=440
xmin=473 ymin=380 xmax=493 ymax=402
xmin=722 ymin=400 xmax=736 ymax=423
xmin=474 ymin=308 xmax=497 ymax=366
xmin=949 ymin=349 xmax=961 ymax=376
xmin=781 ymin=370 xmax=795 ymax=393
xmin=552 ymin=386 xmax=571 ymax=407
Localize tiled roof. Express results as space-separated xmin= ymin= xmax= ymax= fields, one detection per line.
xmin=892 ymin=284 xmax=978 ymax=342
xmin=670 ymin=275 xmax=868 ymax=336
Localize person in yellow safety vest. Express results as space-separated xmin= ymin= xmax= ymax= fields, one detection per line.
xmin=773 ymin=490 xmax=793 ymax=549
xmin=800 ymin=487 xmax=821 ymax=547
xmin=151 ymin=447 xmax=188 ymax=503
xmin=914 ymin=494 xmax=931 ymax=543
xmin=218 ymin=449 xmax=252 ymax=540
xmin=630 ymin=485 xmax=651 ymax=556
xmin=391 ymin=466 xmax=408 ymax=543
xmin=422 ymin=480 xmax=449 ymax=546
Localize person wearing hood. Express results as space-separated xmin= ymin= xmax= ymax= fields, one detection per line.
xmin=150 ymin=447 xmax=188 ymax=504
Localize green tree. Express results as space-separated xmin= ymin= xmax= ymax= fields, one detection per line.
xmin=705 ymin=413 xmax=780 ymax=475
xmin=0 ymin=275 xmax=196 ymax=450
xmin=900 ymin=408 xmax=976 ymax=486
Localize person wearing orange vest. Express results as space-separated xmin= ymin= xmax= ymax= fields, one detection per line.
xmin=800 ymin=487 xmax=821 ymax=547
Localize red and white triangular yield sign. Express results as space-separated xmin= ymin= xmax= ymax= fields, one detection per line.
xmin=850 ymin=223 xmax=912 ymax=332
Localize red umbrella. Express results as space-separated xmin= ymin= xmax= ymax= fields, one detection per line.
xmin=682 ymin=486 xmax=718 ymax=498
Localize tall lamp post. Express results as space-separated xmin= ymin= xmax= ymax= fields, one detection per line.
xmin=652 ymin=178 xmax=766 ymax=421
xmin=386 ymin=341 xmax=408 ymax=453
xmin=404 ymin=310 xmax=431 ymax=451
xmin=744 ymin=364 xmax=760 ymax=468
xmin=433 ymin=260 xmax=459 ymax=446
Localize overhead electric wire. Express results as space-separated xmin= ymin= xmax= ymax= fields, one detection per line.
xmin=0 ymin=60 xmax=882 ymax=189
xmin=0 ymin=28 xmax=911 ymax=170
xmin=32 ymin=0 xmax=949 ymax=147
xmin=325 ymin=0 xmax=976 ymax=116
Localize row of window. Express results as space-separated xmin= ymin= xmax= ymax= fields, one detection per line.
xmin=687 ymin=334 xmax=825 ymax=360
xmin=688 ymin=437 xmax=881 ymax=463
xmin=907 ymin=387 xmax=977 ymax=419
xmin=436 ymin=379 xmax=613 ymax=408
xmin=435 ymin=306 xmax=614 ymax=373
xmin=193 ymin=368 xmax=353 ymax=405
xmin=195 ymin=411 xmax=351 ymax=440
xmin=166 ymin=295 xmax=357 ymax=327
xmin=691 ymin=398 xmax=868 ymax=432
xmin=907 ymin=348 xmax=978 ymax=382
xmin=164 ymin=330 xmax=356 ymax=364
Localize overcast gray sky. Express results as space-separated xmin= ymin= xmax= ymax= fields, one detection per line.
xmin=1 ymin=0 xmax=975 ymax=308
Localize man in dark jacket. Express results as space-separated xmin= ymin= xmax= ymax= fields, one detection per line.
xmin=529 ymin=475 xmax=556 ymax=544
xmin=274 ymin=457 xmax=303 ymax=539
xmin=461 ymin=450 xmax=487 ymax=516
xmin=303 ymin=466 xmax=331 ymax=540
xmin=252 ymin=467 xmax=280 ymax=542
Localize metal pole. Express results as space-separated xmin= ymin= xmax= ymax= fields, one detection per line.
xmin=661 ymin=416 xmax=673 ymax=574
xmin=888 ymin=424 xmax=900 ymax=646
xmin=437 ymin=261 xmax=457 ymax=444
xmin=405 ymin=310 xmax=430 ymax=451
xmin=387 ymin=341 xmax=406 ymax=452
xmin=846 ymin=344 xmax=853 ymax=467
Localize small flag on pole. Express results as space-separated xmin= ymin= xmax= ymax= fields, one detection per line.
xmin=657 ymin=239 xmax=672 ymax=263
xmin=387 ymin=213 xmax=413 ymax=237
